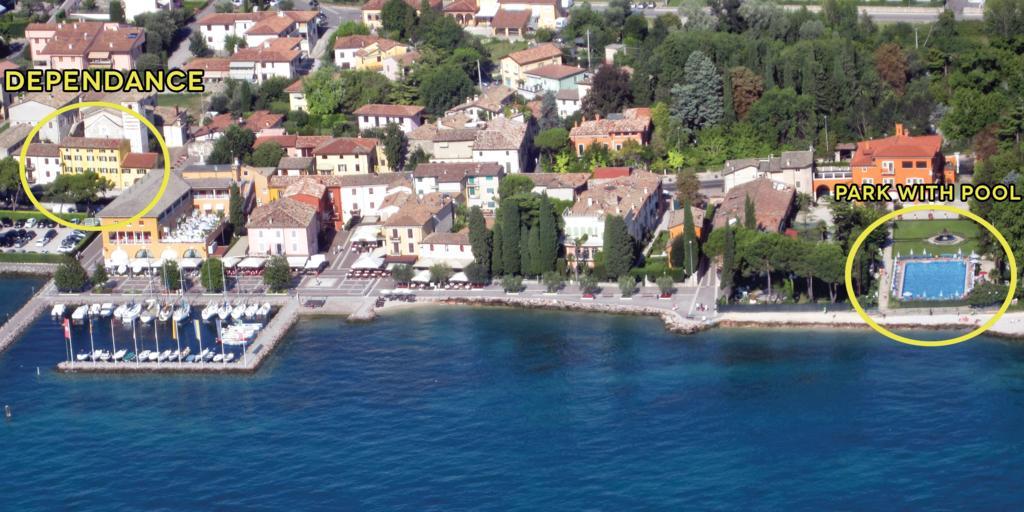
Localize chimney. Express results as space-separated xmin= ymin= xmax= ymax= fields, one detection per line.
xmin=587 ymin=197 xmax=593 ymax=207
xmin=895 ymin=122 xmax=905 ymax=136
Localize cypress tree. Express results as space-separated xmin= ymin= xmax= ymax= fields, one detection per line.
xmin=682 ymin=201 xmax=699 ymax=275
xmin=491 ymin=222 xmax=504 ymax=276
xmin=529 ymin=226 xmax=542 ymax=277
xmin=722 ymin=68 xmax=736 ymax=124
xmin=468 ymin=206 xmax=491 ymax=275
xmin=743 ymin=194 xmax=757 ymax=230
xmin=537 ymin=195 xmax=558 ymax=273
xmin=501 ymin=199 xmax=520 ymax=275
xmin=520 ymin=228 xmax=533 ymax=278
xmin=603 ymin=215 xmax=633 ymax=280
xmin=670 ymin=235 xmax=687 ymax=269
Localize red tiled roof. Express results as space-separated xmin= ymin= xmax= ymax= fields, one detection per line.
xmin=851 ymin=126 xmax=942 ymax=167
xmin=245 ymin=111 xmax=284 ymax=130
xmin=353 ymin=104 xmax=425 ymax=118
xmin=26 ymin=143 xmax=59 ymax=157
xmin=492 ymin=8 xmax=530 ymax=29
xmin=60 ymin=137 xmax=125 ymax=150
xmin=255 ymin=135 xmax=334 ymax=150
xmin=185 ymin=57 xmax=230 ymax=72
xmin=713 ymin=178 xmax=795 ymax=232
xmin=506 ymin=43 xmax=562 ymax=65
xmin=444 ymin=0 xmax=478 ymax=12
xmin=285 ymin=79 xmax=304 ymax=93
xmin=312 ymin=137 xmax=379 ymax=156
xmin=592 ymin=167 xmax=632 ymax=180
xmin=525 ymin=63 xmax=585 ymax=80
xmin=333 ymin=34 xmax=380 ymax=49
xmin=121 ymin=152 xmax=159 ymax=169
xmin=0 ymin=61 xmax=20 ymax=77
xmin=35 ymin=22 xmax=144 ymax=57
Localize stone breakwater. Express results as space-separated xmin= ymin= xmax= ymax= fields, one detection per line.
xmin=0 ymin=262 xmax=58 ymax=275
xmin=432 ymin=296 xmax=707 ymax=335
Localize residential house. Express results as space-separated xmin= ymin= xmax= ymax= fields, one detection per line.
xmin=267 ymin=172 xmax=413 ymax=228
xmin=228 ymin=38 xmax=302 ymax=83
xmin=417 ymin=231 xmax=475 ymax=269
xmin=194 ymin=110 xmax=285 ymax=141
xmin=664 ymin=206 xmax=706 ymax=264
xmin=25 ymin=21 xmax=145 ymax=71
xmin=333 ymin=35 xmax=382 ymax=68
xmin=154 ymin=106 xmax=188 ymax=148
xmin=562 ymin=170 xmax=663 ymax=267
xmin=285 ymin=79 xmax=306 ymax=112
xmin=477 ymin=0 xmax=562 ymax=29
xmin=383 ymin=192 xmax=454 ymax=257
xmin=713 ymin=178 xmax=795 ymax=232
xmin=8 ymin=90 xmax=81 ymax=144
xmin=555 ymin=88 xmax=586 ymax=118
xmin=413 ymin=162 xmax=504 ymax=211
xmin=472 ymin=116 xmax=529 ymax=173
xmin=81 ymin=91 xmax=156 ymax=153
xmin=570 ymin=108 xmax=652 ymax=156
xmin=255 ymin=135 xmax=333 ymax=158
xmin=521 ymin=64 xmax=585 ymax=98
xmin=362 ymin=0 xmax=442 ymax=29
xmin=24 ymin=143 xmax=61 ymax=185
xmin=382 ymin=51 xmax=420 ymax=81
xmin=334 ymin=35 xmax=409 ymax=72
xmin=98 ymin=171 xmax=226 ymax=265
xmin=500 ymin=43 xmax=562 ymax=90
xmin=277 ymin=156 xmax=315 ymax=176
xmin=491 ymin=8 xmax=531 ymax=37
xmin=183 ymin=175 xmax=235 ymax=215
xmin=312 ymin=137 xmax=385 ymax=174
xmin=184 ymin=57 xmax=230 ymax=83
xmin=524 ymin=172 xmax=588 ymax=202
xmin=425 ymin=128 xmax=479 ymax=163
xmin=354 ymin=104 xmax=425 ymax=133
xmin=247 ymin=197 xmax=320 ymax=256
xmin=0 ymin=125 xmax=33 ymax=158
xmin=722 ymin=150 xmax=815 ymax=195
xmin=198 ymin=11 xmax=319 ymax=55
xmin=444 ymin=0 xmax=479 ymax=26
xmin=120 ymin=152 xmax=161 ymax=188
xmin=446 ymin=85 xmax=516 ymax=120
xmin=124 ymin=0 xmax=181 ymax=21
xmin=58 ymin=137 xmax=133 ymax=190
xmin=0 ymin=61 xmax=21 ymax=120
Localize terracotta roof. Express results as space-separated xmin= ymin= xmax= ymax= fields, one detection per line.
xmin=256 ymin=135 xmax=333 ymax=150
xmin=185 ymin=57 xmax=230 ymax=73
xmin=12 ymin=90 xmax=80 ymax=109
xmin=712 ymin=178 xmax=795 ymax=232
xmin=269 ymin=172 xmax=412 ymax=189
xmin=246 ymin=14 xmax=296 ymax=36
xmin=432 ymin=128 xmax=479 ymax=142
xmin=285 ymin=79 xmax=304 ymax=93
xmin=592 ymin=167 xmax=632 ymax=180
xmin=569 ymin=170 xmax=661 ymax=217
xmin=283 ymin=177 xmax=327 ymax=199
xmin=492 ymin=8 xmax=531 ymax=29
xmin=34 ymin=22 xmax=144 ymax=57
xmin=247 ymin=197 xmax=317 ymax=229
xmin=570 ymin=111 xmax=651 ymax=138
xmin=422 ymin=231 xmax=470 ymax=245
xmin=383 ymin=192 xmax=449 ymax=227
xmin=555 ymin=89 xmax=580 ymax=101
xmin=851 ymin=125 xmax=942 ymax=167
xmin=447 ymin=85 xmax=515 ymax=115
xmin=445 ymin=0 xmax=478 ymax=11
xmin=413 ymin=162 xmax=503 ymax=182
xmin=194 ymin=111 xmax=282 ymax=138
xmin=353 ymin=104 xmax=425 ymax=118
xmin=121 ymin=152 xmax=159 ymax=169
xmin=526 ymin=63 xmax=585 ymax=80
xmin=0 ymin=61 xmax=20 ymax=77
xmin=198 ymin=10 xmax=319 ymax=26
xmin=26 ymin=143 xmax=59 ymax=157
xmin=524 ymin=172 xmax=588 ymax=190
xmin=473 ymin=117 xmax=527 ymax=150
xmin=312 ymin=137 xmax=378 ymax=156
xmin=666 ymin=207 xmax=705 ymax=230
xmin=333 ymin=34 xmax=381 ymax=50
xmin=506 ymin=43 xmax=562 ymax=65
xmin=278 ymin=156 xmax=313 ymax=170
xmin=60 ymin=137 xmax=125 ymax=150
xmin=232 ymin=43 xmax=300 ymax=63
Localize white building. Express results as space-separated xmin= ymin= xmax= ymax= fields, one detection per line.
xmin=8 ymin=91 xmax=80 ymax=144
xmin=124 ymin=0 xmax=181 ymax=22
xmin=722 ymin=150 xmax=815 ymax=194
xmin=247 ymin=197 xmax=320 ymax=256
xmin=524 ymin=172 xmax=589 ymax=202
xmin=82 ymin=91 xmax=155 ymax=153
xmin=197 ymin=10 xmax=320 ymax=55
xmin=413 ymin=162 xmax=504 ymax=212
xmin=472 ymin=116 xmax=529 ymax=174
xmin=228 ymin=39 xmax=301 ymax=84
xmin=23 ymin=143 xmax=61 ymax=185
xmin=337 ymin=173 xmax=413 ymax=224
xmin=416 ymin=231 xmax=474 ymax=269
xmin=353 ymin=104 xmax=425 ymax=133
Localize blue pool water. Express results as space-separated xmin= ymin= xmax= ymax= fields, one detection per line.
xmin=901 ymin=260 xmax=967 ymax=300
xmin=5 ymin=301 xmax=1024 ymax=509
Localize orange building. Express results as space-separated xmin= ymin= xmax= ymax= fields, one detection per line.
xmin=813 ymin=123 xmax=953 ymax=198
xmin=569 ymin=108 xmax=651 ymax=156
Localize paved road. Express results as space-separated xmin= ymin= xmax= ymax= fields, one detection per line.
xmin=168 ymin=1 xmax=217 ymax=69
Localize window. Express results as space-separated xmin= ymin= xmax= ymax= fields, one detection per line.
xmin=408 ymin=243 xmax=414 ymax=253
xmin=407 ymin=228 xmax=413 ymax=237
xmin=916 ymin=161 xmax=928 ymax=168
xmin=392 ymin=229 xmax=398 ymax=237
xmin=393 ymin=242 xmax=400 ymax=253
xmin=901 ymin=161 xmax=913 ymax=168
xmin=883 ymin=178 xmax=894 ymax=185
xmin=862 ymin=178 xmax=874 ymax=184
xmin=370 ymin=202 xmax=374 ymax=208
xmin=881 ymin=161 xmax=894 ymax=174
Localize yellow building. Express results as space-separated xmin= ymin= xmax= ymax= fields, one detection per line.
xmin=58 ymin=137 xmax=132 ymax=190
xmin=312 ymin=137 xmax=388 ymax=174
xmin=98 ymin=171 xmax=226 ymax=265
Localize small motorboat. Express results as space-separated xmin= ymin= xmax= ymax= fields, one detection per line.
xmin=172 ymin=302 xmax=191 ymax=323
xmin=157 ymin=350 xmax=171 ymax=362
xmin=139 ymin=302 xmax=156 ymax=324
xmin=124 ymin=352 xmax=136 ymax=362
xmin=99 ymin=350 xmax=111 ymax=362
xmin=75 ymin=351 xmax=89 ymax=361
xmin=204 ymin=351 xmax=216 ymax=362
xmin=71 ymin=305 xmax=88 ymax=322
xmin=169 ymin=350 xmax=180 ymax=362
xmin=224 ymin=353 xmax=236 ymax=363
xmin=257 ymin=302 xmax=272 ymax=317
xmin=88 ymin=303 xmax=101 ymax=317
xmin=218 ymin=302 xmax=232 ymax=321
xmin=147 ymin=351 xmax=160 ymax=362
xmin=113 ymin=349 xmax=127 ymax=361
xmin=201 ymin=303 xmax=219 ymax=321
xmin=230 ymin=303 xmax=246 ymax=321
xmin=121 ymin=303 xmax=141 ymax=323
xmin=158 ymin=304 xmax=173 ymax=322
xmin=100 ymin=303 xmax=114 ymax=317
xmin=212 ymin=353 xmax=224 ymax=363
xmin=90 ymin=350 xmax=104 ymax=361
xmin=113 ymin=303 xmax=127 ymax=319
xmin=138 ymin=350 xmax=151 ymax=361
xmin=51 ymin=304 xmax=66 ymax=318
xmin=244 ymin=303 xmax=258 ymax=319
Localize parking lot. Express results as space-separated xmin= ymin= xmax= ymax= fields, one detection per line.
xmin=0 ymin=216 xmax=92 ymax=255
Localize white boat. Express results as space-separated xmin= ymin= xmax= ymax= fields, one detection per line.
xmin=257 ymin=302 xmax=272 ymax=317
xmin=99 ymin=350 xmax=111 ymax=362
xmin=204 ymin=351 xmax=216 ymax=362
xmin=113 ymin=304 xmax=127 ymax=319
xmin=88 ymin=303 xmax=101 ymax=317
xmin=180 ymin=346 xmax=191 ymax=358
xmin=212 ymin=353 xmax=224 ymax=363
xmin=243 ymin=303 xmax=258 ymax=319
xmin=218 ymin=302 xmax=232 ymax=321
xmin=224 ymin=353 xmax=236 ymax=363
xmin=169 ymin=350 xmax=181 ymax=362
xmin=172 ymin=302 xmax=191 ymax=323
xmin=51 ymin=304 xmax=66 ymax=318
xmin=76 ymin=351 xmax=89 ymax=361
xmin=158 ymin=350 xmax=171 ymax=362
xmin=71 ymin=305 xmax=88 ymax=322
xmin=148 ymin=351 xmax=160 ymax=362
xmin=91 ymin=350 xmax=104 ymax=361
xmin=201 ymin=303 xmax=219 ymax=321
xmin=196 ymin=348 xmax=210 ymax=362
xmin=100 ymin=303 xmax=113 ymax=317
xmin=138 ymin=350 xmax=151 ymax=361
xmin=121 ymin=303 xmax=141 ymax=323
xmin=113 ymin=349 xmax=127 ymax=361
xmin=230 ymin=303 xmax=246 ymax=321
xmin=158 ymin=304 xmax=173 ymax=322
xmin=139 ymin=301 xmax=156 ymax=324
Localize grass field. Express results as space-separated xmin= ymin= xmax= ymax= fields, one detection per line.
xmin=156 ymin=94 xmax=204 ymax=116
xmin=892 ymin=219 xmax=980 ymax=256
xmin=484 ymin=39 xmax=529 ymax=62
xmin=0 ymin=210 xmax=87 ymax=222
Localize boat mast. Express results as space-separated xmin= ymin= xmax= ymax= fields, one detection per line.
xmin=110 ymin=315 xmax=117 ymax=356
xmin=216 ymin=317 xmax=225 ymax=364
xmin=131 ymin=318 xmax=139 ymax=366
xmin=154 ymin=313 xmax=160 ymax=358
xmin=88 ymin=317 xmax=95 ymax=362
xmin=172 ymin=317 xmax=181 ymax=363
xmin=195 ymin=319 xmax=204 ymax=367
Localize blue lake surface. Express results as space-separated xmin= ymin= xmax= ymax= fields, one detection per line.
xmin=4 ymin=294 xmax=1024 ymax=510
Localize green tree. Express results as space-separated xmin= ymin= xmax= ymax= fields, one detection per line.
xmin=189 ymin=31 xmax=210 ymax=58
xmin=109 ymin=0 xmax=125 ymax=22
xmin=535 ymin=128 xmax=569 ymax=170
xmin=656 ymin=275 xmax=675 ymax=296
xmin=382 ymin=0 xmax=418 ymax=39
xmin=984 ymin=0 xmax=1024 ymax=39
xmin=224 ymin=34 xmax=246 ymax=54
xmin=228 ymin=182 xmax=244 ymax=235
xmin=670 ymin=235 xmax=687 ymax=269
xmin=520 ymin=228 xmax=534 ymax=277
xmin=501 ymin=199 xmax=521 ymax=275
xmin=392 ymin=264 xmax=415 ymax=286
xmin=618 ymin=275 xmax=637 ymax=297
xmin=419 ymin=63 xmax=474 ymax=115
xmin=304 ymin=68 xmax=344 ymax=116
xmin=966 ymin=282 xmax=1009 ymax=307
xmin=48 ymin=171 xmax=112 ymax=211
xmin=578 ymin=273 xmax=599 ymax=295
xmin=429 ymin=263 xmax=454 ymax=283
xmin=603 ymin=215 xmax=633 ymax=280
xmin=499 ymin=174 xmax=534 ymax=200
xmin=135 ymin=54 xmax=162 ymax=73
xmin=729 ymin=66 xmax=763 ymax=120
xmin=581 ymin=64 xmax=633 ymax=117
xmin=161 ymin=260 xmax=182 ymax=292
xmin=54 ymin=256 xmax=88 ymax=292
xmin=382 ymin=123 xmax=408 ymax=171
xmin=538 ymin=91 xmax=560 ymax=130
xmin=721 ymin=226 xmax=736 ymax=296
xmin=200 ymin=258 xmax=226 ymax=293
xmin=464 ymin=262 xmax=490 ymax=285
xmin=676 ymin=169 xmax=699 ymax=205
xmin=491 ymin=223 xmax=504 ymax=276
xmin=543 ymin=271 xmax=564 ymax=292
xmin=537 ymin=195 xmax=558 ymax=273
xmin=743 ymin=194 xmax=757 ymax=229
xmin=501 ymin=275 xmax=524 ymax=293
xmin=325 ymin=22 xmax=372 ymax=62
xmin=468 ymin=206 xmax=492 ymax=275
xmin=263 ymin=256 xmax=291 ymax=292
xmin=811 ymin=242 xmax=844 ymax=302
xmin=91 ymin=263 xmax=108 ymax=288
xmin=669 ymin=51 xmax=723 ymax=138
xmin=941 ymin=88 xmax=1007 ymax=143
xmin=247 ymin=141 xmax=285 ymax=167
xmin=682 ymin=201 xmax=699 ymax=275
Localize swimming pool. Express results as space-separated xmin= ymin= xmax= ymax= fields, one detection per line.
xmin=901 ymin=260 xmax=968 ymax=300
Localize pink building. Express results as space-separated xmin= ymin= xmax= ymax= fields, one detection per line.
xmin=25 ymin=22 xmax=145 ymax=71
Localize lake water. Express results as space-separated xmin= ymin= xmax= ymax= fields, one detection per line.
xmin=3 ymin=296 xmax=1024 ymax=509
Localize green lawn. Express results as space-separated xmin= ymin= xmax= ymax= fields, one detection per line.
xmin=0 ymin=252 xmax=66 ymax=263
xmin=892 ymin=219 xmax=980 ymax=256
xmin=0 ymin=210 xmax=87 ymax=222
xmin=156 ymin=93 xmax=204 ymax=116
xmin=484 ymin=39 xmax=529 ymax=62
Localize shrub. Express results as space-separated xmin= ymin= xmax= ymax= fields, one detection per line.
xmin=501 ymin=275 xmax=524 ymax=293
xmin=54 ymin=256 xmax=88 ymax=292
xmin=542 ymin=271 xmax=564 ymax=293
xmin=618 ymin=275 xmax=637 ymax=297
xmin=578 ymin=274 xmax=599 ymax=295
xmin=656 ymin=275 xmax=674 ymax=296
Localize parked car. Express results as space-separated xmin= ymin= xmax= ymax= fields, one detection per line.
xmin=0 ymin=218 xmax=11 ymax=227
xmin=14 ymin=219 xmax=24 ymax=228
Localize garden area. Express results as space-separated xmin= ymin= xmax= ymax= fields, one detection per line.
xmin=892 ymin=219 xmax=980 ymax=256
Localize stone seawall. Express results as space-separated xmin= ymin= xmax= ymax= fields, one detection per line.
xmin=0 ymin=263 xmax=58 ymax=276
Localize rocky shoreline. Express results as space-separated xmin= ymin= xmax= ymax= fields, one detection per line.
xmin=0 ymin=263 xmax=58 ymax=275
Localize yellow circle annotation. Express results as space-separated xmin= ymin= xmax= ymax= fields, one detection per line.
xmin=844 ymin=204 xmax=1017 ymax=347
xmin=17 ymin=100 xmax=171 ymax=232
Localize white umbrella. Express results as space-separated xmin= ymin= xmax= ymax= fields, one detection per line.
xmin=287 ymin=256 xmax=308 ymax=269
xmin=352 ymin=254 xmax=384 ymax=269
xmin=412 ymin=269 xmax=431 ymax=283
xmin=450 ymin=272 xmax=468 ymax=283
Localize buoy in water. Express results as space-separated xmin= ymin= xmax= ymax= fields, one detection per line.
xmin=4 ymin=405 xmax=11 ymax=419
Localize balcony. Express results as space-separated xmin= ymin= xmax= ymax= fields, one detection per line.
xmin=814 ymin=165 xmax=852 ymax=181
